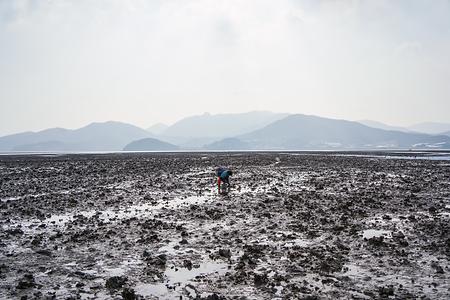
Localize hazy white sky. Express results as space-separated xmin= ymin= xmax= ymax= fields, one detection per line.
xmin=1 ymin=0 xmax=449 ymax=135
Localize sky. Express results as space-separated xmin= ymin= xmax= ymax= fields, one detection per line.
xmin=0 ymin=0 xmax=450 ymax=135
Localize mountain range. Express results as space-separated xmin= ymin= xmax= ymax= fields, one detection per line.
xmin=356 ymin=120 xmax=411 ymax=133
xmin=161 ymin=111 xmax=289 ymax=138
xmin=147 ymin=123 xmax=169 ymax=135
xmin=0 ymin=112 xmax=449 ymax=152
xmin=407 ymin=122 xmax=450 ymax=135
xmin=357 ymin=120 xmax=450 ymax=135
xmin=231 ymin=114 xmax=450 ymax=150
xmin=0 ymin=121 xmax=152 ymax=151
xmin=123 ymin=138 xmax=179 ymax=151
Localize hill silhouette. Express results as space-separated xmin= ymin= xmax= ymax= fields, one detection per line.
xmin=234 ymin=114 xmax=450 ymax=150
xmin=123 ymin=138 xmax=179 ymax=151
xmin=163 ymin=111 xmax=289 ymax=138
xmin=0 ymin=121 xmax=152 ymax=151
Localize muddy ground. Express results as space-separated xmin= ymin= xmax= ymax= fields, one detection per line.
xmin=0 ymin=152 xmax=449 ymax=299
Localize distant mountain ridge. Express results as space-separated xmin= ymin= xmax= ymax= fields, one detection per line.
xmin=13 ymin=140 xmax=67 ymax=151
xmin=2 ymin=113 xmax=450 ymax=152
xmin=123 ymin=138 xmax=178 ymax=151
xmin=204 ymin=138 xmax=250 ymax=150
xmin=0 ymin=121 xmax=153 ymax=151
xmin=207 ymin=114 xmax=450 ymax=150
xmin=357 ymin=120 xmax=410 ymax=132
xmin=162 ymin=111 xmax=289 ymax=138
xmin=407 ymin=122 xmax=450 ymax=135
xmin=147 ymin=123 xmax=169 ymax=135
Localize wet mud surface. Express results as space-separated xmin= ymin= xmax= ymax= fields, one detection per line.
xmin=1 ymin=152 xmax=449 ymax=299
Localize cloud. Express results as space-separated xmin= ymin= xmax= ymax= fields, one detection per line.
xmin=0 ymin=0 xmax=449 ymax=135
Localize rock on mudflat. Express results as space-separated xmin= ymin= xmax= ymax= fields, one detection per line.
xmin=201 ymin=293 xmax=226 ymax=300
xmin=218 ymin=248 xmax=232 ymax=259
xmin=16 ymin=274 xmax=35 ymax=290
xmin=146 ymin=254 xmax=167 ymax=267
xmin=122 ymin=287 xmax=137 ymax=300
xmin=183 ymin=259 xmax=193 ymax=270
xmin=105 ymin=276 xmax=127 ymax=290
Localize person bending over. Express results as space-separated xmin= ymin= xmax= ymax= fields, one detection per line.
xmin=216 ymin=167 xmax=233 ymax=194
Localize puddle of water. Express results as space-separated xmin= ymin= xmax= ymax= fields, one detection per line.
xmin=343 ymin=264 xmax=365 ymax=276
xmin=167 ymin=260 xmax=227 ymax=283
xmin=158 ymin=240 xmax=180 ymax=255
xmin=3 ymin=195 xmax=211 ymax=235
xmin=278 ymin=238 xmax=310 ymax=248
xmin=0 ymin=194 xmax=48 ymax=202
xmin=135 ymin=282 xmax=174 ymax=298
xmin=135 ymin=258 xmax=227 ymax=298
xmin=248 ymin=231 xmax=311 ymax=249
xmin=104 ymin=267 xmax=126 ymax=277
xmin=41 ymin=195 xmax=209 ymax=226
xmin=1 ymin=188 xmax=87 ymax=202
xmin=130 ymin=195 xmax=207 ymax=213
xmin=363 ymin=229 xmax=391 ymax=239
xmin=378 ymin=155 xmax=450 ymax=161
xmin=98 ymin=195 xmax=209 ymax=222
xmin=158 ymin=240 xmax=202 ymax=256
xmin=366 ymin=214 xmax=402 ymax=226
xmin=332 ymin=153 xmax=450 ymax=161
xmin=0 ymin=196 xmax=21 ymax=202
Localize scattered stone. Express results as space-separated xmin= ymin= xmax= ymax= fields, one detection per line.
xmin=105 ymin=276 xmax=127 ymax=290
xmin=253 ymin=273 xmax=268 ymax=286
xmin=201 ymin=293 xmax=226 ymax=300
xmin=16 ymin=274 xmax=35 ymax=289
xmin=183 ymin=259 xmax=193 ymax=270
xmin=122 ymin=287 xmax=137 ymax=300
xmin=218 ymin=248 xmax=231 ymax=259
xmin=378 ymin=285 xmax=394 ymax=297
xmin=368 ymin=236 xmax=385 ymax=247
xmin=431 ymin=262 xmax=445 ymax=274
xmin=147 ymin=254 xmax=167 ymax=267
xmin=35 ymin=249 xmax=52 ymax=256
xmin=7 ymin=228 xmax=24 ymax=235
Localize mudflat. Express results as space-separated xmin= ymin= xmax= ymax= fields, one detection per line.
xmin=1 ymin=152 xmax=449 ymax=299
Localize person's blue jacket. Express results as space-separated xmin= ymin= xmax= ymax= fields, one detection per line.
xmin=216 ymin=167 xmax=232 ymax=181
